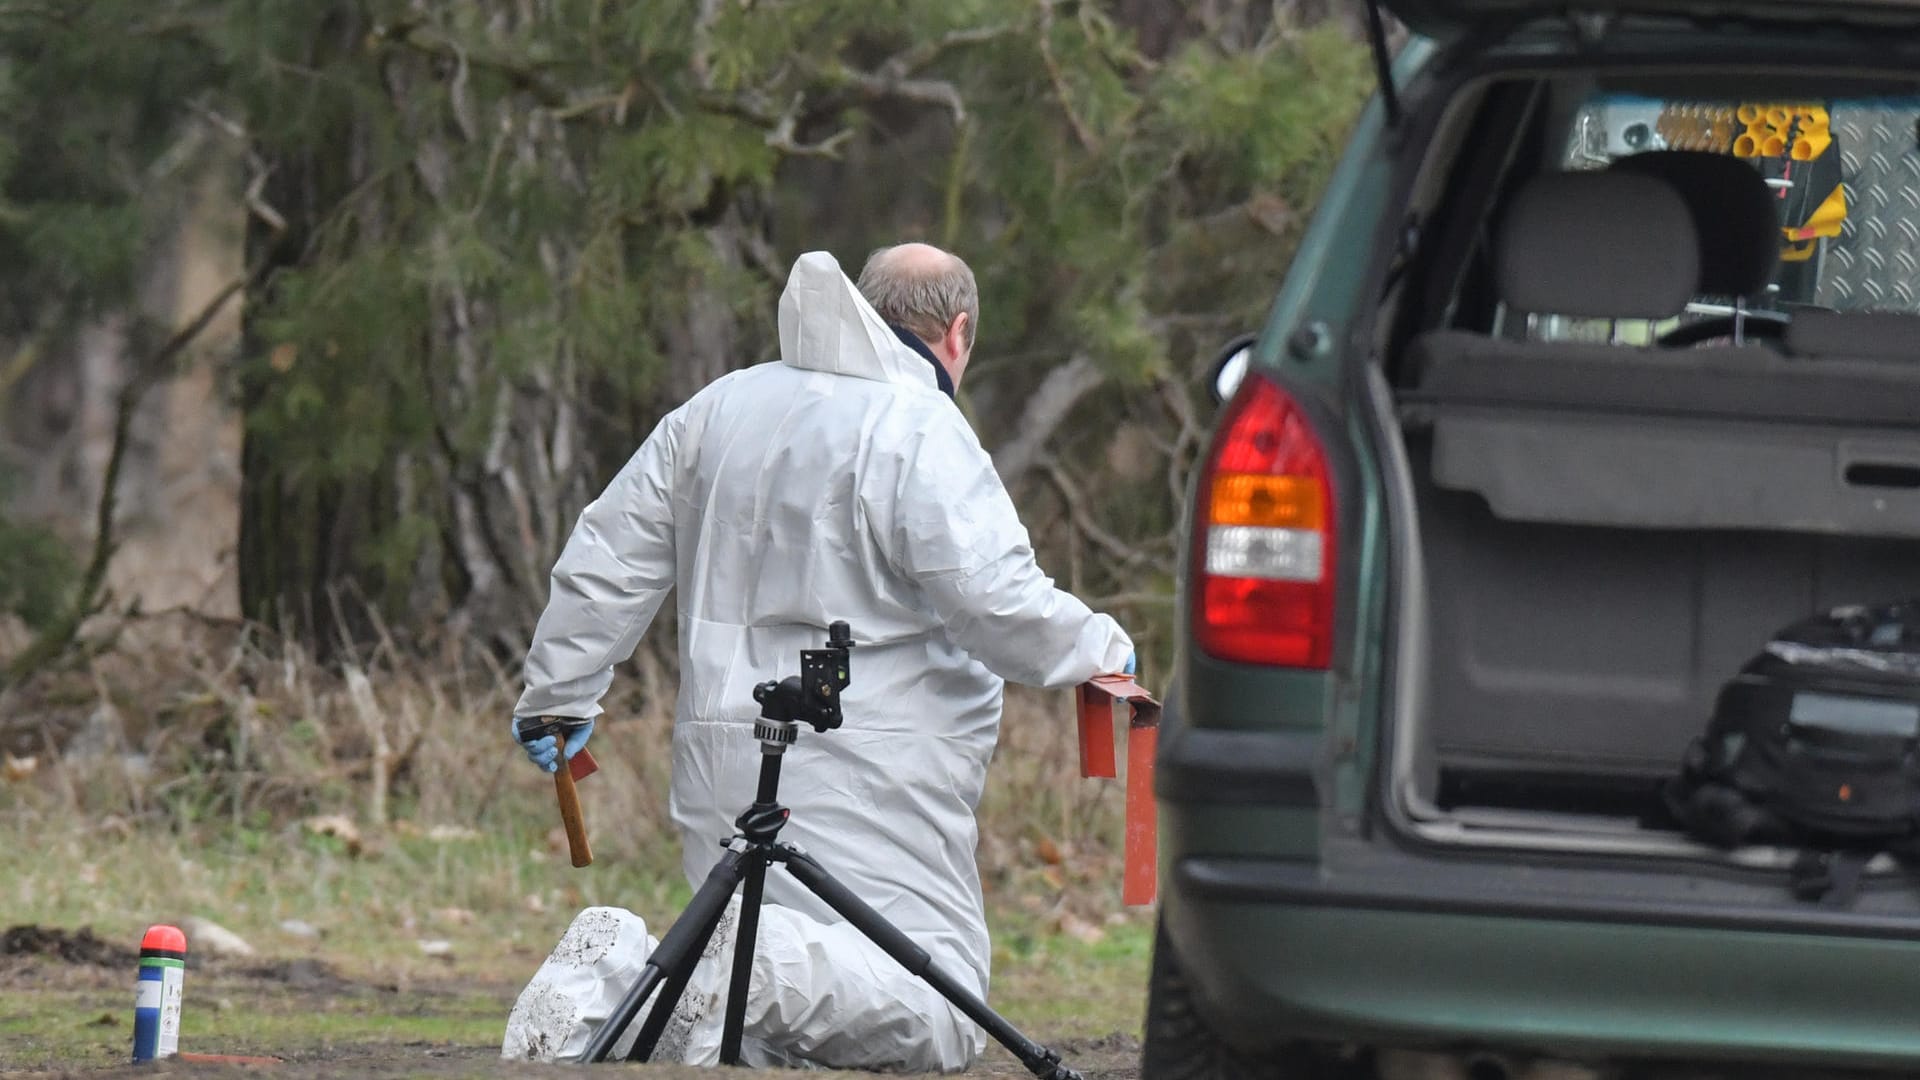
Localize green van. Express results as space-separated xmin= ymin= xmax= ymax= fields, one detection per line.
xmin=1147 ymin=2 xmax=1920 ymax=1077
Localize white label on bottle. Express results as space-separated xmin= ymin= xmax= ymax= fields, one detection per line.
xmin=157 ymin=966 xmax=183 ymax=1057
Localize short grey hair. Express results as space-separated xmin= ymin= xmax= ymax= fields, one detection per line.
xmin=856 ymin=244 xmax=979 ymax=348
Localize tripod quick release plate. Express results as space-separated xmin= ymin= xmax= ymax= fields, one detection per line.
xmin=752 ymin=621 xmax=854 ymax=733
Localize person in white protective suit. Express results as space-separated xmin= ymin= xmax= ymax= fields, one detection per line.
xmin=500 ymin=243 xmax=1135 ymax=1071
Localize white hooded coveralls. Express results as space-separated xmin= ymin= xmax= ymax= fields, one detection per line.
xmin=507 ymin=251 xmax=1133 ymax=1070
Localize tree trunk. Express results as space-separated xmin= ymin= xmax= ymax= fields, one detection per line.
xmin=2 ymin=134 xmax=244 ymax=621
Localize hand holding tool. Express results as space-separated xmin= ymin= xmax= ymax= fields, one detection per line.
xmin=514 ymin=716 xmax=599 ymax=868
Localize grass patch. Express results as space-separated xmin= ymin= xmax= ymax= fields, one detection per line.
xmin=1 ymin=622 xmax=1153 ymax=1071
xmin=993 ymin=917 xmax=1151 ymax=1038
xmin=0 ymin=821 xmax=690 ymax=986
xmin=0 ymin=820 xmax=1151 ymax=1071
xmin=0 ymin=983 xmax=505 ymax=1070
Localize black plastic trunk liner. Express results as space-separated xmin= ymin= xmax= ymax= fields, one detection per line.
xmin=1438 ymin=765 xmax=1674 ymax=824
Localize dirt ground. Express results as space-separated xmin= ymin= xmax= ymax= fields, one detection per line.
xmin=0 ymin=927 xmax=1139 ymax=1079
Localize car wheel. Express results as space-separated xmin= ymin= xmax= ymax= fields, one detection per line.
xmin=1143 ymin=917 xmax=1357 ymax=1080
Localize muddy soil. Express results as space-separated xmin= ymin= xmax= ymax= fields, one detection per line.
xmin=3 ymin=926 xmax=138 ymax=969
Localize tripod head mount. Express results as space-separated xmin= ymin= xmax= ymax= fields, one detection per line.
xmin=752 ymin=621 xmax=855 ymax=738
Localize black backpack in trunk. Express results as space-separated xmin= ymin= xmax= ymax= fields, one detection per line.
xmin=1666 ymin=600 xmax=1920 ymax=906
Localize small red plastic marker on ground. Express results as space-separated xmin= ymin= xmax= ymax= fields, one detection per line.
xmin=132 ymin=925 xmax=187 ymax=1062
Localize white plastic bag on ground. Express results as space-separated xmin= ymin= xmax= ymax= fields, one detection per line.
xmin=503 ymin=898 xmax=983 ymax=1071
xmin=501 ymin=905 xmax=661 ymax=1062
xmin=502 ymin=900 xmax=773 ymax=1066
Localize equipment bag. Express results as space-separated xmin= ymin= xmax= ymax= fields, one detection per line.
xmin=1665 ymin=600 xmax=1920 ymax=906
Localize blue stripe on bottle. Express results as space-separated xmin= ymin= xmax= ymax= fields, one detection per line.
xmin=132 ymin=964 xmax=164 ymax=1061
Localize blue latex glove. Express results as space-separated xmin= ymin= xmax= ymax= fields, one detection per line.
xmin=1124 ymin=652 xmax=1137 ymax=676
xmin=512 ymin=717 xmax=595 ymax=774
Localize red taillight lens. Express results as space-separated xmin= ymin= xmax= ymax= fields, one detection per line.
xmin=1193 ymin=372 xmax=1336 ymax=669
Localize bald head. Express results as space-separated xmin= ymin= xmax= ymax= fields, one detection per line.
xmin=873 ymin=241 xmax=959 ymax=275
xmin=858 ymin=242 xmax=979 ymax=386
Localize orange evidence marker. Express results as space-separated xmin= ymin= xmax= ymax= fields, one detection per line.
xmin=1076 ymin=674 xmax=1162 ymax=906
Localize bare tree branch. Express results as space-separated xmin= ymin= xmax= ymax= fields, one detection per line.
xmin=0 ymin=332 xmax=45 ymax=401
xmin=825 ymin=62 xmax=970 ymax=126
xmin=696 ymin=22 xmax=1013 ymax=155
xmin=184 ymin=103 xmax=289 ymax=235
xmin=550 ymin=87 xmax=635 ymax=123
xmin=1037 ymin=0 xmax=1101 ymax=152
xmin=763 ymin=92 xmax=856 ymax=158
xmin=373 ymin=20 xmax=570 ymax=109
xmin=1154 ymin=373 xmax=1206 ymax=516
xmin=447 ymin=37 xmax=480 ymax=142
xmin=1084 ymin=590 xmax=1178 ymax=608
xmin=690 ymin=0 xmax=724 ymax=90
xmin=0 ymin=3 xmax=71 ymax=23
xmin=990 ymin=354 xmax=1105 ymax=486
xmin=885 ymin=22 xmax=1021 ymax=75
xmin=1037 ymin=456 xmax=1153 ymax=570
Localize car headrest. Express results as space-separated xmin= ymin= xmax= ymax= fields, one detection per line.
xmin=1495 ymin=171 xmax=1701 ymax=320
xmin=1609 ymin=150 xmax=1779 ymax=299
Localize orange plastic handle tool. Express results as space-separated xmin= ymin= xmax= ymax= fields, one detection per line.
xmin=1075 ymin=674 xmax=1160 ymax=906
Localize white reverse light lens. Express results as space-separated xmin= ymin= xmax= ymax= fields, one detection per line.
xmin=1206 ymin=526 xmax=1323 ymax=582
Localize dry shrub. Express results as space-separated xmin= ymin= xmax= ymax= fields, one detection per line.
xmin=0 ymin=611 xmax=1135 ymax=915
xmin=0 ymin=610 xmax=618 ymax=843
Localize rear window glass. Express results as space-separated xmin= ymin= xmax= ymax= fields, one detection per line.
xmin=1531 ymin=93 xmax=1920 ymax=344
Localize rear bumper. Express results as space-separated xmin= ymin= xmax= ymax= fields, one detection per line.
xmin=1181 ymin=855 xmax=1920 ymax=940
xmin=1166 ymin=853 xmax=1920 ymax=1069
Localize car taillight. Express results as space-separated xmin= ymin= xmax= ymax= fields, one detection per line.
xmin=1194 ymin=371 xmax=1335 ymax=669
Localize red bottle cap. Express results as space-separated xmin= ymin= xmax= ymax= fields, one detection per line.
xmin=140 ymin=925 xmax=187 ymax=954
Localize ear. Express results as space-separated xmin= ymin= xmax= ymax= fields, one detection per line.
xmin=945 ymin=311 xmax=970 ymax=354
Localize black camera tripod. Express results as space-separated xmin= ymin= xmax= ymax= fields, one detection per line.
xmin=578 ymin=621 xmax=1083 ymax=1078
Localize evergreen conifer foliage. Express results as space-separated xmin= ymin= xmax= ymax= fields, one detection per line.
xmin=0 ymin=1 xmax=1373 ymax=661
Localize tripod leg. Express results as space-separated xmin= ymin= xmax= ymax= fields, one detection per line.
xmin=779 ymin=849 xmax=1085 ymax=1080
xmin=621 ymin=894 xmax=725 ymax=1062
xmin=581 ymin=848 xmax=750 ymax=1064
xmin=716 ymin=854 xmax=768 ymax=1064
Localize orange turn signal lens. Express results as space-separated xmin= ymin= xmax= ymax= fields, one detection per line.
xmin=1208 ymin=472 xmax=1324 ymax=529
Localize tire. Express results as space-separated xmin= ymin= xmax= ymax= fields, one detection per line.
xmin=1142 ymin=917 xmax=1357 ymax=1080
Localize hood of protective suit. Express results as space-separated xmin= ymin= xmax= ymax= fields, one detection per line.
xmin=776 ymin=251 xmax=941 ymax=391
